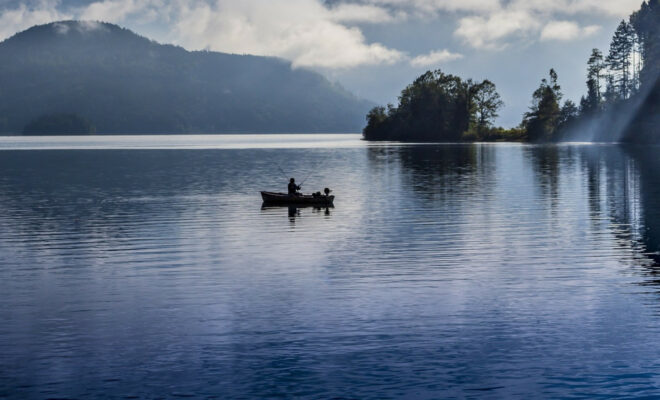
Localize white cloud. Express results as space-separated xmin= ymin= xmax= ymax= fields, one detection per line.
xmin=327 ymin=3 xmax=401 ymax=23
xmin=360 ymin=0 xmax=640 ymax=17
xmin=455 ymin=10 xmax=540 ymax=50
xmin=540 ymin=20 xmax=601 ymax=41
xmin=0 ymin=0 xmax=70 ymax=41
xmin=582 ymin=25 xmax=602 ymax=36
xmin=508 ymin=0 xmax=642 ymax=17
xmin=361 ymin=0 xmax=501 ymax=15
xmin=540 ymin=21 xmax=581 ymax=41
xmin=0 ymin=0 xmax=405 ymax=69
xmin=358 ymin=0 xmax=639 ymax=49
xmin=0 ymin=0 xmax=643 ymax=64
xmin=79 ymin=0 xmax=167 ymax=24
xmin=410 ymin=49 xmax=462 ymax=67
xmin=169 ymin=0 xmax=404 ymax=68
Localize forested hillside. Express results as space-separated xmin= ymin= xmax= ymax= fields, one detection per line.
xmin=524 ymin=0 xmax=659 ymax=142
xmin=0 ymin=21 xmax=373 ymax=134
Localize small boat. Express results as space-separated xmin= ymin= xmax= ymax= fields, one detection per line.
xmin=261 ymin=191 xmax=334 ymax=205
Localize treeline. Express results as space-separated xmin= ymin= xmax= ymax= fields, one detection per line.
xmin=364 ymin=0 xmax=658 ymax=143
xmin=530 ymin=0 xmax=659 ymax=142
xmin=363 ymin=71 xmax=522 ymax=142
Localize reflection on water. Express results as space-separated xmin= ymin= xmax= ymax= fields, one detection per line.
xmin=260 ymin=205 xmax=333 ymax=224
xmin=3 ymin=140 xmax=660 ymax=398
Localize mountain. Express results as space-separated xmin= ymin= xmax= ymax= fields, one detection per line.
xmin=0 ymin=21 xmax=373 ymax=134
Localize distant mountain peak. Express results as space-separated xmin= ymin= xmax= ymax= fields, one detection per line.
xmin=2 ymin=20 xmax=152 ymax=47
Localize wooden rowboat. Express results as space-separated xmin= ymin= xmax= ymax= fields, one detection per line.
xmin=261 ymin=191 xmax=334 ymax=205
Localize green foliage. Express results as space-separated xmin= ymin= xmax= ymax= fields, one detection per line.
xmin=471 ymin=80 xmax=504 ymax=136
xmin=607 ymin=20 xmax=637 ymax=99
xmin=584 ymin=48 xmax=605 ymax=112
xmin=23 ymin=113 xmax=95 ymax=135
xmin=0 ymin=21 xmax=373 ymax=134
xmin=363 ymin=70 xmax=503 ymax=142
xmin=523 ymin=69 xmax=563 ymax=143
xmin=462 ymin=126 xmax=526 ymax=142
xmin=558 ymin=100 xmax=579 ymax=133
xmin=630 ymin=0 xmax=660 ymax=87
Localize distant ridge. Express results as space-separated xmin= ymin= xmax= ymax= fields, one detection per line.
xmin=0 ymin=21 xmax=373 ymax=134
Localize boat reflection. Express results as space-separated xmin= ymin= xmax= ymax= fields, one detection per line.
xmin=261 ymin=203 xmax=333 ymax=223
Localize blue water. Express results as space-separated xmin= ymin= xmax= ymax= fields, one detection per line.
xmin=2 ymin=135 xmax=660 ymax=398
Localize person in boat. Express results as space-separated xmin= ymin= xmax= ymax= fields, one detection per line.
xmin=288 ymin=178 xmax=301 ymax=196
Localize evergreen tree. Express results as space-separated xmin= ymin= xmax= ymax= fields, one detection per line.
xmin=581 ymin=78 xmax=600 ymax=114
xmin=523 ymin=69 xmax=562 ymax=142
xmin=558 ymin=100 xmax=579 ymax=132
xmin=602 ymin=74 xmax=620 ymax=105
xmin=587 ymin=48 xmax=605 ymax=102
xmin=607 ymin=21 xmax=636 ymax=99
xmin=630 ymin=0 xmax=660 ymax=86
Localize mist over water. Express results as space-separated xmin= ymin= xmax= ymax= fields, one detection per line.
xmin=2 ymin=136 xmax=660 ymax=398
xmin=563 ymin=73 xmax=660 ymax=143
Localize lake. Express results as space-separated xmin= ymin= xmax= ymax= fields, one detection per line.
xmin=2 ymin=135 xmax=660 ymax=398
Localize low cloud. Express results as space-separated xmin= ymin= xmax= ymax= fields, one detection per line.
xmin=357 ymin=0 xmax=639 ymax=49
xmin=410 ymin=49 xmax=463 ymax=67
xmin=327 ymin=3 xmax=403 ymax=23
xmin=357 ymin=0 xmax=640 ymax=17
xmin=0 ymin=0 xmax=70 ymax=41
xmin=171 ymin=0 xmax=405 ymax=68
xmin=540 ymin=21 xmax=601 ymax=41
xmin=0 ymin=0 xmax=405 ymax=69
xmin=455 ymin=10 xmax=540 ymax=50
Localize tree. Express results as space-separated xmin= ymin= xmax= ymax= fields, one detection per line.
xmin=363 ymin=69 xmax=502 ymax=142
xmin=630 ymin=0 xmax=660 ymax=86
xmin=558 ymin=100 xmax=579 ymax=132
xmin=363 ymin=106 xmax=389 ymax=140
xmin=603 ymin=74 xmax=620 ymax=105
xmin=581 ymin=78 xmax=601 ymax=114
xmin=607 ymin=20 xmax=636 ymax=99
xmin=471 ymin=80 xmax=504 ymax=136
xmin=523 ymin=69 xmax=562 ymax=142
xmin=586 ymin=48 xmax=605 ymax=105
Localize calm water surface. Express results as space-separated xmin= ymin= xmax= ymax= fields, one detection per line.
xmin=2 ymin=135 xmax=660 ymax=398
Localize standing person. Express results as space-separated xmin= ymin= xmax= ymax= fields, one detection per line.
xmin=288 ymin=178 xmax=301 ymax=196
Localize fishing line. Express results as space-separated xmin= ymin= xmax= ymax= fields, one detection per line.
xmin=299 ymin=156 xmax=330 ymax=187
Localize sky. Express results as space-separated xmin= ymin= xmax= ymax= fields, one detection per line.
xmin=0 ymin=0 xmax=645 ymax=126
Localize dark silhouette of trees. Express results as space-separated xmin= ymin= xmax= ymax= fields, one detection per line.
xmin=363 ymin=70 xmax=505 ymax=142
xmin=523 ymin=69 xmax=563 ymax=142
xmin=587 ymin=49 xmax=605 ymax=100
xmin=607 ymin=20 xmax=637 ymax=100
xmin=630 ymin=0 xmax=660 ymax=87
xmin=528 ymin=0 xmax=659 ymax=142
xmin=581 ymin=48 xmax=605 ymax=114
xmin=472 ymin=80 xmax=504 ymax=137
xmin=558 ymin=100 xmax=579 ymax=132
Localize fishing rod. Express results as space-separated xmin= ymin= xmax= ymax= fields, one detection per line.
xmin=299 ymin=156 xmax=330 ymax=188
xmin=275 ymin=163 xmax=290 ymax=182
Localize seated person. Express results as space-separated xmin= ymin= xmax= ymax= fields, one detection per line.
xmin=288 ymin=178 xmax=301 ymax=196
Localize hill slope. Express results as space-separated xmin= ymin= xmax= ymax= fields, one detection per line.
xmin=0 ymin=21 xmax=373 ymax=134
